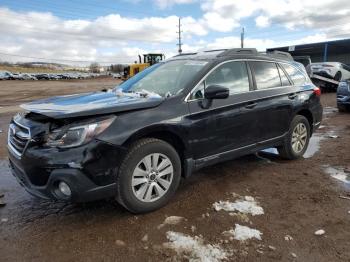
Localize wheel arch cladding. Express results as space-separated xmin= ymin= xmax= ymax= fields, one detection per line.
xmin=296 ymin=109 xmax=313 ymax=133
xmin=122 ymin=128 xmax=188 ymax=176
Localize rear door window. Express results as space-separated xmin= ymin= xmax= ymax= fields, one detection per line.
xmin=277 ymin=64 xmax=291 ymax=86
xmin=250 ymin=61 xmax=281 ymax=89
xmin=282 ymin=64 xmax=306 ymax=86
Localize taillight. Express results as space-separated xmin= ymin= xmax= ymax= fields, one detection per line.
xmin=313 ymin=87 xmax=321 ymax=96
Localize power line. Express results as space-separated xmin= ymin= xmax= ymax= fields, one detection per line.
xmin=2 ymin=11 xmax=346 ymax=43
xmin=1 ymin=3 xmax=348 ymax=41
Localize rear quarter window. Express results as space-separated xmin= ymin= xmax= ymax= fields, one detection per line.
xmin=277 ymin=64 xmax=291 ymax=86
xmin=282 ymin=63 xmax=307 ymax=86
xmin=250 ymin=61 xmax=281 ymax=89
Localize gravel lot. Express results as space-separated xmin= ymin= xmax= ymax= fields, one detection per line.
xmin=0 ymin=79 xmax=349 ymax=262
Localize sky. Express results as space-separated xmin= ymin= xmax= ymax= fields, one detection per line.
xmin=0 ymin=0 xmax=350 ymax=66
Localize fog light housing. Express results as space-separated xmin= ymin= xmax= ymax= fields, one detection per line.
xmin=58 ymin=181 xmax=72 ymax=197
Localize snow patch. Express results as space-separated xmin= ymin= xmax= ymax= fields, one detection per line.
xmin=164 ymin=231 xmax=229 ymax=262
xmin=163 ymin=216 xmax=185 ymax=225
xmin=284 ymin=235 xmax=293 ymax=241
xmin=213 ymin=196 xmax=264 ymax=216
xmin=314 ymin=229 xmax=325 ymax=236
xmin=223 ymin=224 xmax=262 ymax=241
xmin=158 ymin=216 xmax=185 ymax=229
xmin=115 ymin=240 xmax=126 ymax=246
xmin=324 ymin=166 xmax=350 ymax=184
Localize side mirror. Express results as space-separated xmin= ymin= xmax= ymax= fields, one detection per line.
xmin=204 ymin=85 xmax=229 ymax=99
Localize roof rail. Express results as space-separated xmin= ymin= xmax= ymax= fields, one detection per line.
xmin=266 ymin=50 xmax=293 ymax=61
xmin=204 ymin=49 xmax=228 ymax=53
xmin=173 ymin=52 xmax=197 ymax=57
xmin=217 ymin=48 xmax=258 ymax=57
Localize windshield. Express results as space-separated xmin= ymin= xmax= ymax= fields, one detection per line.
xmin=115 ymin=60 xmax=208 ymax=97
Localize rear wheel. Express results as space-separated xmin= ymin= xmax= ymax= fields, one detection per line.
xmin=278 ymin=115 xmax=310 ymax=160
xmin=116 ymin=138 xmax=181 ymax=213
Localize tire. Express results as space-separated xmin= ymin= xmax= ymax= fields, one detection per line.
xmin=338 ymin=104 xmax=347 ymax=112
xmin=116 ymin=138 xmax=181 ymax=213
xmin=334 ymin=71 xmax=342 ymax=81
xmin=278 ymin=115 xmax=311 ymax=160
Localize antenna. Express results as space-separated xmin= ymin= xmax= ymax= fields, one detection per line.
xmin=176 ymin=17 xmax=183 ymax=54
xmin=240 ymin=27 xmax=245 ymax=48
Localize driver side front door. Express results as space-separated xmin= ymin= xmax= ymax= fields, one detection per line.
xmin=186 ymin=61 xmax=260 ymax=162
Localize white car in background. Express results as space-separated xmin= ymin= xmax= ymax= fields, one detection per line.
xmin=309 ymin=62 xmax=350 ymax=81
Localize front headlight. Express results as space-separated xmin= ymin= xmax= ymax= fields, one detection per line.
xmin=45 ymin=117 xmax=115 ymax=148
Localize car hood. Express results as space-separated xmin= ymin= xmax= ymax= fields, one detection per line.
xmin=20 ymin=91 xmax=165 ymax=119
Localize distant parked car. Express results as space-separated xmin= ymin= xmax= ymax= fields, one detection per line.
xmin=20 ymin=73 xmax=37 ymax=80
xmin=337 ymin=80 xmax=350 ymax=112
xmin=309 ymin=62 xmax=350 ymax=81
xmin=112 ymin=73 xmax=122 ymax=79
xmin=35 ymin=73 xmax=49 ymax=80
xmin=0 ymin=71 xmax=13 ymax=80
xmin=11 ymin=73 xmax=23 ymax=80
xmin=1 ymin=71 xmax=98 ymax=81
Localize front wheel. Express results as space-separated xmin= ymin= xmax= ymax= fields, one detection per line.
xmin=338 ymin=104 xmax=348 ymax=112
xmin=334 ymin=71 xmax=342 ymax=81
xmin=116 ymin=138 xmax=181 ymax=213
xmin=278 ymin=115 xmax=311 ymax=160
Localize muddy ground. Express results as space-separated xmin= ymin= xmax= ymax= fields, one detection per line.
xmin=0 ymin=79 xmax=349 ymax=262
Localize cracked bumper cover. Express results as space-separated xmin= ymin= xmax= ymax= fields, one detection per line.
xmin=8 ymin=139 xmax=126 ymax=202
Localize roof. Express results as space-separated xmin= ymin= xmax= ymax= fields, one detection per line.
xmin=169 ymin=48 xmax=294 ymax=62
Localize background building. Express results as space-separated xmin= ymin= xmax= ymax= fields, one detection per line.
xmin=267 ymin=38 xmax=350 ymax=65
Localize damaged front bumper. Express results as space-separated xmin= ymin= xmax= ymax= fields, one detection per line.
xmin=8 ymin=139 xmax=126 ymax=202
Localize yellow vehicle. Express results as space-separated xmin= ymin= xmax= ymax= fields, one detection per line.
xmin=123 ymin=53 xmax=165 ymax=80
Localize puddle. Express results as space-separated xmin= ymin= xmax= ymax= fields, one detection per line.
xmin=303 ymin=134 xmax=325 ymax=158
xmin=323 ymin=107 xmax=338 ymax=116
xmin=323 ymin=166 xmax=350 ymax=186
xmin=261 ymin=148 xmax=278 ymax=155
xmin=259 ymin=132 xmax=330 ymax=159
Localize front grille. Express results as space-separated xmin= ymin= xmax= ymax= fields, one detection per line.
xmin=8 ymin=121 xmax=30 ymax=157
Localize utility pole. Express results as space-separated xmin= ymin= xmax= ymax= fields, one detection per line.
xmin=240 ymin=27 xmax=245 ymax=48
xmin=176 ymin=17 xmax=183 ymax=54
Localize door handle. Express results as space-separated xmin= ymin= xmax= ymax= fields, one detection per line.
xmin=288 ymin=93 xmax=297 ymax=99
xmin=245 ymin=102 xmax=257 ymax=109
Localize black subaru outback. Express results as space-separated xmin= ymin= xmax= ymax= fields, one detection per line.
xmin=8 ymin=48 xmax=322 ymax=213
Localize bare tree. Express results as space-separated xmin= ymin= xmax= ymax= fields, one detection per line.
xmin=110 ymin=64 xmax=125 ymax=73
xmin=89 ymin=62 xmax=100 ymax=73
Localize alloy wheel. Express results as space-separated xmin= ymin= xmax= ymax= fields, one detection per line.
xmin=131 ymin=153 xmax=174 ymax=202
xmin=291 ymin=123 xmax=308 ymax=153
